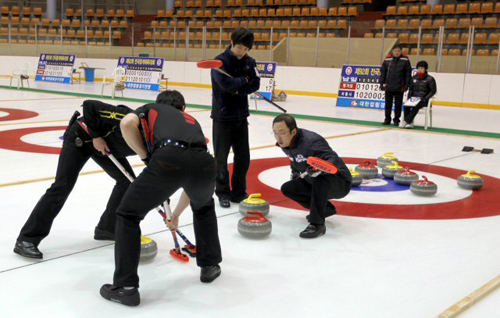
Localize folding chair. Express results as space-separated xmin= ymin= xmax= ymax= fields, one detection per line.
xmin=101 ymin=67 xmax=126 ymax=98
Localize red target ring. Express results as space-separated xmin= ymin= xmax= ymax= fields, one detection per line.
xmin=237 ymin=157 xmax=500 ymax=220
xmin=0 ymin=108 xmax=39 ymax=121
xmin=0 ymin=126 xmax=65 ymax=154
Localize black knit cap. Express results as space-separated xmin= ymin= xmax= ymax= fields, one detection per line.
xmin=416 ymin=61 xmax=429 ymax=70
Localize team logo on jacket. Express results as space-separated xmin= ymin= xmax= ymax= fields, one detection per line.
xmin=295 ymin=154 xmax=307 ymax=163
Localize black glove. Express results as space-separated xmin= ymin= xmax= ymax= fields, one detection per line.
xmin=290 ymin=171 xmax=300 ymax=180
xmin=404 ymin=86 xmax=409 ymax=92
xmin=379 ymin=84 xmax=385 ymax=91
xmin=141 ymin=156 xmax=151 ymax=165
xmin=306 ymin=167 xmax=321 ymax=178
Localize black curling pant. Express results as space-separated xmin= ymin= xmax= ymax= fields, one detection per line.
xmin=113 ymin=147 xmax=222 ymax=288
xmin=404 ymin=100 xmax=427 ymax=124
xmin=212 ymin=119 xmax=250 ymax=202
xmin=384 ymin=91 xmax=404 ymax=123
xmin=17 ymin=124 xmax=135 ymax=246
xmin=281 ymin=174 xmax=351 ymax=225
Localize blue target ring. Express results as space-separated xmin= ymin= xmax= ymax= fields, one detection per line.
xmin=352 ymin=174 xmax=410 ymax=192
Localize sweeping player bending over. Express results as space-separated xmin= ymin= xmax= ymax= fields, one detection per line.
xmin=273 ymin=114 xmax=352 ymax=238
xmin=100 ymin=90 xmax=222 ymax=306
xmin=14 ymin=99 xmax=144 ymax=259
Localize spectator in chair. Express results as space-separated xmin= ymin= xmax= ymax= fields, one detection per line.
xmin=401 ymin=61 xmax=437 ymax=129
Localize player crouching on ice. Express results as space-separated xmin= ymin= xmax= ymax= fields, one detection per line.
xmin=273 ymin=114 xmax=352 ymax=238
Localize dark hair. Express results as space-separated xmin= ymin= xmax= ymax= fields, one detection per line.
xmin=416 ymin=60 xmax=428 ymax=70
xmin=392 ymin=44 xmax=402 ymax=50
xmin=273 ymin=114 xmax=298 ymax=132
xmin=231 ymin=28 xmax=254 ymax=50
xmin=156 ymin=90 xmax=185 ymax=111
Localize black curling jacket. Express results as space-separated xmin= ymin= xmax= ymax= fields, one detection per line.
xmin=211 ymin=46 xmax=261 ymax=122
xmin=379 ymin=54 xmax=412 ymax=92
xmin=278 ymin=128 xmax=352 ymax=184
xmin=409 ymin=72 xmax=437 ymax=102
xmin=78 ymin=100 xmax=135 ymax=158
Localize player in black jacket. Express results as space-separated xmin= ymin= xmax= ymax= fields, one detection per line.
xmin=211 ymin=28 xmax=260 ymax=208
xmin=14 ymin=100 xmax=138 ymax=259
xmin=401 ymin=61 xmax=437 ymax=129
xmin=100 ymin=90 xmax=221 ymax=307
xmin=379 ymin=45 xmax=412 ymax=126
xmin=273 ymin=114 xmax=352 ymax=239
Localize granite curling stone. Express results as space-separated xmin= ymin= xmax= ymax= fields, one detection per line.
xmin=239 ymin=193 xmax=270 ymax=216
xmin=377 ymin=152 xmax=399 ymax=168
xmin=238 ymin=211 xmax=272 ymax=238
xmin=457 ymin=170 xmax=484 ymax=190
xmin=349 ymin=168 xmax=363 ymax=187
xmin=394 ymin=168 xmax=419 ymax=185
xmin=355 ymin=161 xmax=379 ymax=179
xmin=410 ymin=176 xmax=438 ymax=196
xmin=140 ymin=235 xmax=158 ymax=261
xmin=382 ymin=161 xmax=405 ymax=179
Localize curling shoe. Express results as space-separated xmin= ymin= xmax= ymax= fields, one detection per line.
xmin=200 ymin=265 xmax=221 ymax=283
xmin=100 ymin=284 xmax=140 ymax=306
xmin=299 ymin=224 xmax=326 ymax=239
xmin=14 ymin=240 xmax=43 ymax=259
xmin=219 ymin=198 xmax=230 ymax=208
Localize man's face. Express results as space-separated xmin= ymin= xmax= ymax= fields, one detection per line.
xmin=273 ymin=121 xmax=297 ymax=148
xmin=417 ymin=66 xmax=426 ymax=74
xmin=230 ymin=42 xmax=250 ymax=59
xmin=392 ymin=48 xmax=402 ymax=57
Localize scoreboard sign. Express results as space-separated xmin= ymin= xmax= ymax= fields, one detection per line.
xmin=337 ymin=65 xmax=414 ymax=110
xmin=35 ymin=54 xmax=75 ymax=84
xmin=117 ymin=56 xmax=164 ymax=91
xmin=253 ymin=62 xmax=277 ymax=100
xmin=337 ymin=65 xmax=386 ymax=109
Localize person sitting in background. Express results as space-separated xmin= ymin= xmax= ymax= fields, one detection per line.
xmin=400 ymin=61 xmax=437 ymax=129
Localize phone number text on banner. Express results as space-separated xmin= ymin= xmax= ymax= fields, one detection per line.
xmin=117 ymin=57 xmax=164 ymax=91
xmin=253 ymin=62 xmax=276 ymax=100
xmin=35 ymin=54 xmax=75 ymax=84
xmin=336 ymin=65 xmax=386 ymax=109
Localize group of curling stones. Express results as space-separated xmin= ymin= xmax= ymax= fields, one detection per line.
xmin=350 ymin=152 xmax=485 ymax=196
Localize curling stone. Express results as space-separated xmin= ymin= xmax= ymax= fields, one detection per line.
xmin=355 ymin=161 xmax=379 ymax=179
xmin=140 ymin=235 xmax=157 ymax=261
xmin=394 ymin=168 xmax=419 ymax=185
xmin=238 ymin=211 xmax=272 ymax=238
xmin=349 ymin=168 xmax=363 ymax=187
xmin=239 ymin=193 xmax=270 ymax=216
xmin=457 ymin=170 xmax=484 ymax=190
xmin=382 ymin=161 xmax=405 ymax=179
xmin=377 ymin=152 xmax=399 ymax=168
xmin=410 ymin=176 xmax=438 ymax=197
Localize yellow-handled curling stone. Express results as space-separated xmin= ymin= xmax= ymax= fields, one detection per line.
xmin=382 ymin=161 xmax=405 ymax=179
xmin=377 ymin=152 xmax=399 ymax=168
xmin=457 ymin=170 xmax=484 ymax=190
xmin=239 ymin=193 xmax=270 ymax=216
xmin=349 ymin=168 xmax=363 ymax=187
xmin=140 ymin=235 xmax=157 ymax=261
